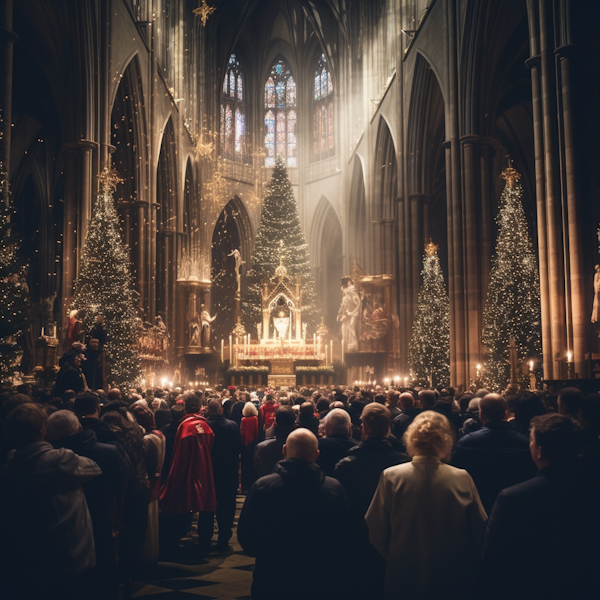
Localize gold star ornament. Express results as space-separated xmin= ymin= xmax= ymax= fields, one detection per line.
xmin=425 ymin=239 xmax=438 ymax=256
xmin=501 ymin=159 xmax=521 ymax=189
xmin=97 ymin=165 xmax=124 ymax=193
xmin=193 ymin=0 xmax=216 ymax=26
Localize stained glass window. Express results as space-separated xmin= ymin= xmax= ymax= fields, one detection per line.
xmin=264 ymin=59 xmax=296 ymax=167
xmin=313 ymin=53 xmax=334 ymax=161
xmin=221 ymin=54 xmax=246 ymax=162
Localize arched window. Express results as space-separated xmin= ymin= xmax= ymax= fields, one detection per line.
xmin=264 ymin=59 xmax=296 ymax=167
xmin=221 ymin=54 xmax=246 ymax=162
xmin=312 ymin=54 xmax=334 ymax=161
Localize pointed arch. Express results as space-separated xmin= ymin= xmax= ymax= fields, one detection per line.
xmin=373 ymin=117 xmax=398 ymax=276
xmin=348 ymin=155 xmax=368 ymax=271
xmin=211 ymin=196 xmax=254 ymax=342
xmin=110 ymin=53 xmax=147 ymax=298
xmin=156 ymin=117 xmax=177 ymax=325
xmin=311 ymin=196 xmax=343 ymax=330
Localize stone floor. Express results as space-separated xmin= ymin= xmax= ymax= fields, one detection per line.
xmin=132 ymin=496 xmax=254 ymax=599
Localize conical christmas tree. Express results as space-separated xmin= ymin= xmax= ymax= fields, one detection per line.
xmin=0 ymin=162 xmax=29 ymax=379
xmin=71 ymin=166 xmax=141 ymax=389
xmin=242 ymin=156 xmax=319 ymax=333
xmin=481 ymin=165 xmax=541 ymax=392
xmin=408 ymin=241 xmax=450 ymax=388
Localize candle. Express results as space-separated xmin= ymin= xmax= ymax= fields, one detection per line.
xmin=221 ymin=339 xmax=224 ymax=362
xmin=41 ymin=327 xmax=44 ymax=337
xmin=330 ymin=341 xmax=333 ymax=365
xmin=567 ymin=352 xmax=572 ymax=362
xmin=229 ymin=335 xmax=232 ymax=362
xmin=313 ymin=333 xmax=316 ymax=356
xmin=325 ymin=345 xmax=328 ymax=365
xmin=529 ymin=360 xmax=534 ymax=372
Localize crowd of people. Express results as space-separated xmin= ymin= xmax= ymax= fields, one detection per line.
xmin=0 ymin=355 xmax=599 ymax=599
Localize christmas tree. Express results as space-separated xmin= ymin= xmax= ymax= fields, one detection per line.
xmin=70 ymin=166 xmax=141 ymax=389
xmin=407 ymin=241 xmax=450 ymax=388
xmin=481 ymin=164 xmax=541 ymax=392
xmin=242 ymin=156 xmax=318 ymax=333
xmin=0 ymin=162 xmax=30 ymax=379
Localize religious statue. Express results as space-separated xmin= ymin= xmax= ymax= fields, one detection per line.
xmin=228 ymin=248 xmax=245 ymax=293
xmin=337 ymin=277 xmax=360 ymax=352
xmin=274 ymin=310 xmax=290 ymax=340
xmin=189 ymin=313 xmax=201 ymax=346
xmin=200 ymin=304 xmax=217 ymax=348
xmin=67 ymin=309 xmax=83 ymax=347
xmin=592 ymin=264 xmax=600 ymax=323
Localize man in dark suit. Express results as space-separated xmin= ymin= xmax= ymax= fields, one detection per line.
xmin=482 ymin=413 xmax=600 ymax=600
xmin=451 ymin=393 xmax=536 ymax=513
xmin=206 ymin=399 xmax=240 ymax=552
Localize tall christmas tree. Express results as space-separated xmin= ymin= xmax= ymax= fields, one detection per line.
xmin=481 ymin=164 xmax=541 ymax=392
xmin=242 ymin=156 xmax=318 ymax=332
xmin=408 ymin=241 xmax=450 ymax=388
xmin=0 ymin=162 xmax=30 ymax=379
xmin=71 ymin=166 xmax=141 ymax=389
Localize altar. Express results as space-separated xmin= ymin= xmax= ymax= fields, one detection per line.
xmin=224 ymin=260 xmax=335 ymax=388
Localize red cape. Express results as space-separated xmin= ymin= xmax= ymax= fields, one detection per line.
xmin=159 ymin=414 xmax=217 ymax=514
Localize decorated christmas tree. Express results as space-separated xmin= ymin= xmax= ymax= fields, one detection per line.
xmin=407 ymin=241 xmax=450 ymax=388
xmin=0 ymin=163 xmax=30 ymax=379
xmin=242 ymin=156 xmax=318 ymax=333
xmin=481 ymin=164 xmax=541 ymax=392
xmin=70 ymin=166 xmax=141 ymax=388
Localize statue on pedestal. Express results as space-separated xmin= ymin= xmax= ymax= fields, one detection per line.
xmin=338 ymin=277 xmax=360 ymax=352
xmin=592 ymin=264 xmax=600 ymax=323
xmin=228 ymin=248 xmax=245 ymax=293
xmin=200 ymin=305 xmax=217 ymax=348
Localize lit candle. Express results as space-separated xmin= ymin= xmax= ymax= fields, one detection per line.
xmin=221 ymin=339 xmax=224 ymax=362
xmin=567 ymin=351 xmax=572 ymax=362
xmin=325 ymin=345 xmax=328 ymax=365
xmin=529 ymin=360 xmax=534 ymax=372
xmin=330 ymin=340 xmax=333 ymax=365
xmin=229 ymin=335 xmax=232 ymax=362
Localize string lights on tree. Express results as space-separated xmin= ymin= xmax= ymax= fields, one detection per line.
xmin=0 ymin=162 xmax=29 ymax=380
xmin=481 ymin=162 xmax=541 ymax=392
xmin=242 ymin=156 xmax=319 ymax=333
xmin=70 ymin=165 xmax=142 ymax=389
xmin=407 ymin=240 xmax=450 ymax=388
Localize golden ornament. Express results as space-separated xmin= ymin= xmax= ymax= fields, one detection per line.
xmin=97 ymin=165 xmax=124 ymax=193
xmin=193 ymin=0 xmax=216 ymax=26
xmin=425 ymin=239 xmax=438 ymax=256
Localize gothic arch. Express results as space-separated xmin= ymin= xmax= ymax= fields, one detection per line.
xmin=373 ymin=117 xmax=398 ymax=276
xmin=311 ymin=196 xmax=343 ymax=331
xmin=155 ymin=117 xmax=178 ymax=326
xmin=348 ymin=155 xmax=368 ymax=272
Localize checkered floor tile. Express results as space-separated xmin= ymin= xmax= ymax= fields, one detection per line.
xmin=132 ymin=496 xmax=254 ymax=600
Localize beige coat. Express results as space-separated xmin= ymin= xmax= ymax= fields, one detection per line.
xmin=365 ymin=456 xmax=488 ymax=600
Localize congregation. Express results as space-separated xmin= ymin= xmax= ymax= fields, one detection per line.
xmin=0 ymin=347 xmax=599 ymax=600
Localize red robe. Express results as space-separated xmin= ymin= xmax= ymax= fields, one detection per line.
xmin=159 ymin=414 xmax=216 ymax=515
xmin=259 ymin=402 xmax=279 ymax=431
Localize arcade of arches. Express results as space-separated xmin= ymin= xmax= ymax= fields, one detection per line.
xmin=4 ymin=0 xmax=600 ymax=388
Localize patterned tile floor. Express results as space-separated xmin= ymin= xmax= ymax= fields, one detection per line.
xmin=132 ymin=496 xmax=254 ymax=600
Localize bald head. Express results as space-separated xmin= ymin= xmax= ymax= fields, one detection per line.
xmin=46 ymin=410 xmax=82 ymax=441
xmin=283 ymin=428 xmax=319 ymax=463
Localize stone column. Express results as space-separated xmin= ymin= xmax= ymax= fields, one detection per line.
xmin=444 ymin=141 xmax=457 ymax=386
xmin=0 ymin=0 xmax=17 ymax=175
xmin=461 ymin=135 xmax=482 ymax=381
xmin=556 ymin=42 xmax=586 ymax=378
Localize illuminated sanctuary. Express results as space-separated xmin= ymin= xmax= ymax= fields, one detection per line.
xmin=2 ymin=0 xmax=600 ymax=392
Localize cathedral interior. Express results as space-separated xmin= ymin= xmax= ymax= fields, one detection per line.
xmin=3 ymin=0 xmax=600 ymax=389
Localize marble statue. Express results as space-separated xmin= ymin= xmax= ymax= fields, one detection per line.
xmin=228 ymin=248 xmax=245 ymax=293
xmin=200 ymin=305 xmax=217 ymax=348
xmin=337 ymin=277 xmax=360 ymax=352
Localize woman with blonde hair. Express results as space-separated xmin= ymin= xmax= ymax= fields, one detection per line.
xmin=366 ymin=411 xmax=487 ymax=600
xmin=240 ymin=402 xmax=259 ymax=491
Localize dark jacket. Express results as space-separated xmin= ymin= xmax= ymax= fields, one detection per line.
xmin=159 ymin=420 xmax=180 ymax=484
xmin=82 ymin=347 xmax=103 ymax=390
xmin=334 ymin=436 xmax=409 ymax=517
xmin=229 ymin=400 xmax=244 ymax=425
xmin=316 ymin=434 xmax=357 ymax=477
xmin=253 ymin=426 xmax=295 ymax=478
xmin=451 ymin=421 xmax=537 ymax=514
xmin=53 ymin=363 xmax=85 ymax=399
xmin=392 ymin=407 xmax=423 ymax=443
xmin=483 ymin=464 xmax=600 ymax=600
xmin=237 ymin=459 xmax=353 ymax=600
xmin=79 ymin=416 xmax=120 ymax=445
xmin=206 ymin=414 xmax=240 ymax=491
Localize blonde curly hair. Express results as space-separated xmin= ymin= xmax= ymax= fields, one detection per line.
xmin=403 ymin=410 xmax=455 ymax=461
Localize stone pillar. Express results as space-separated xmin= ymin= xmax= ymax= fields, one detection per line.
xmin=0 ymin=0 xmax=17 ymax=175
xmin=479 ymin=139 xmax=494 ymax=310
xmin=60 ymin=140 xmax=98 ymax=327
xmin=556 ymin=42 xmax=586 ymax=378
xmin=461 ymin=135 xmax=482 ymax=380
xmin=444 ymin=141 xmax=457 ymax=386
